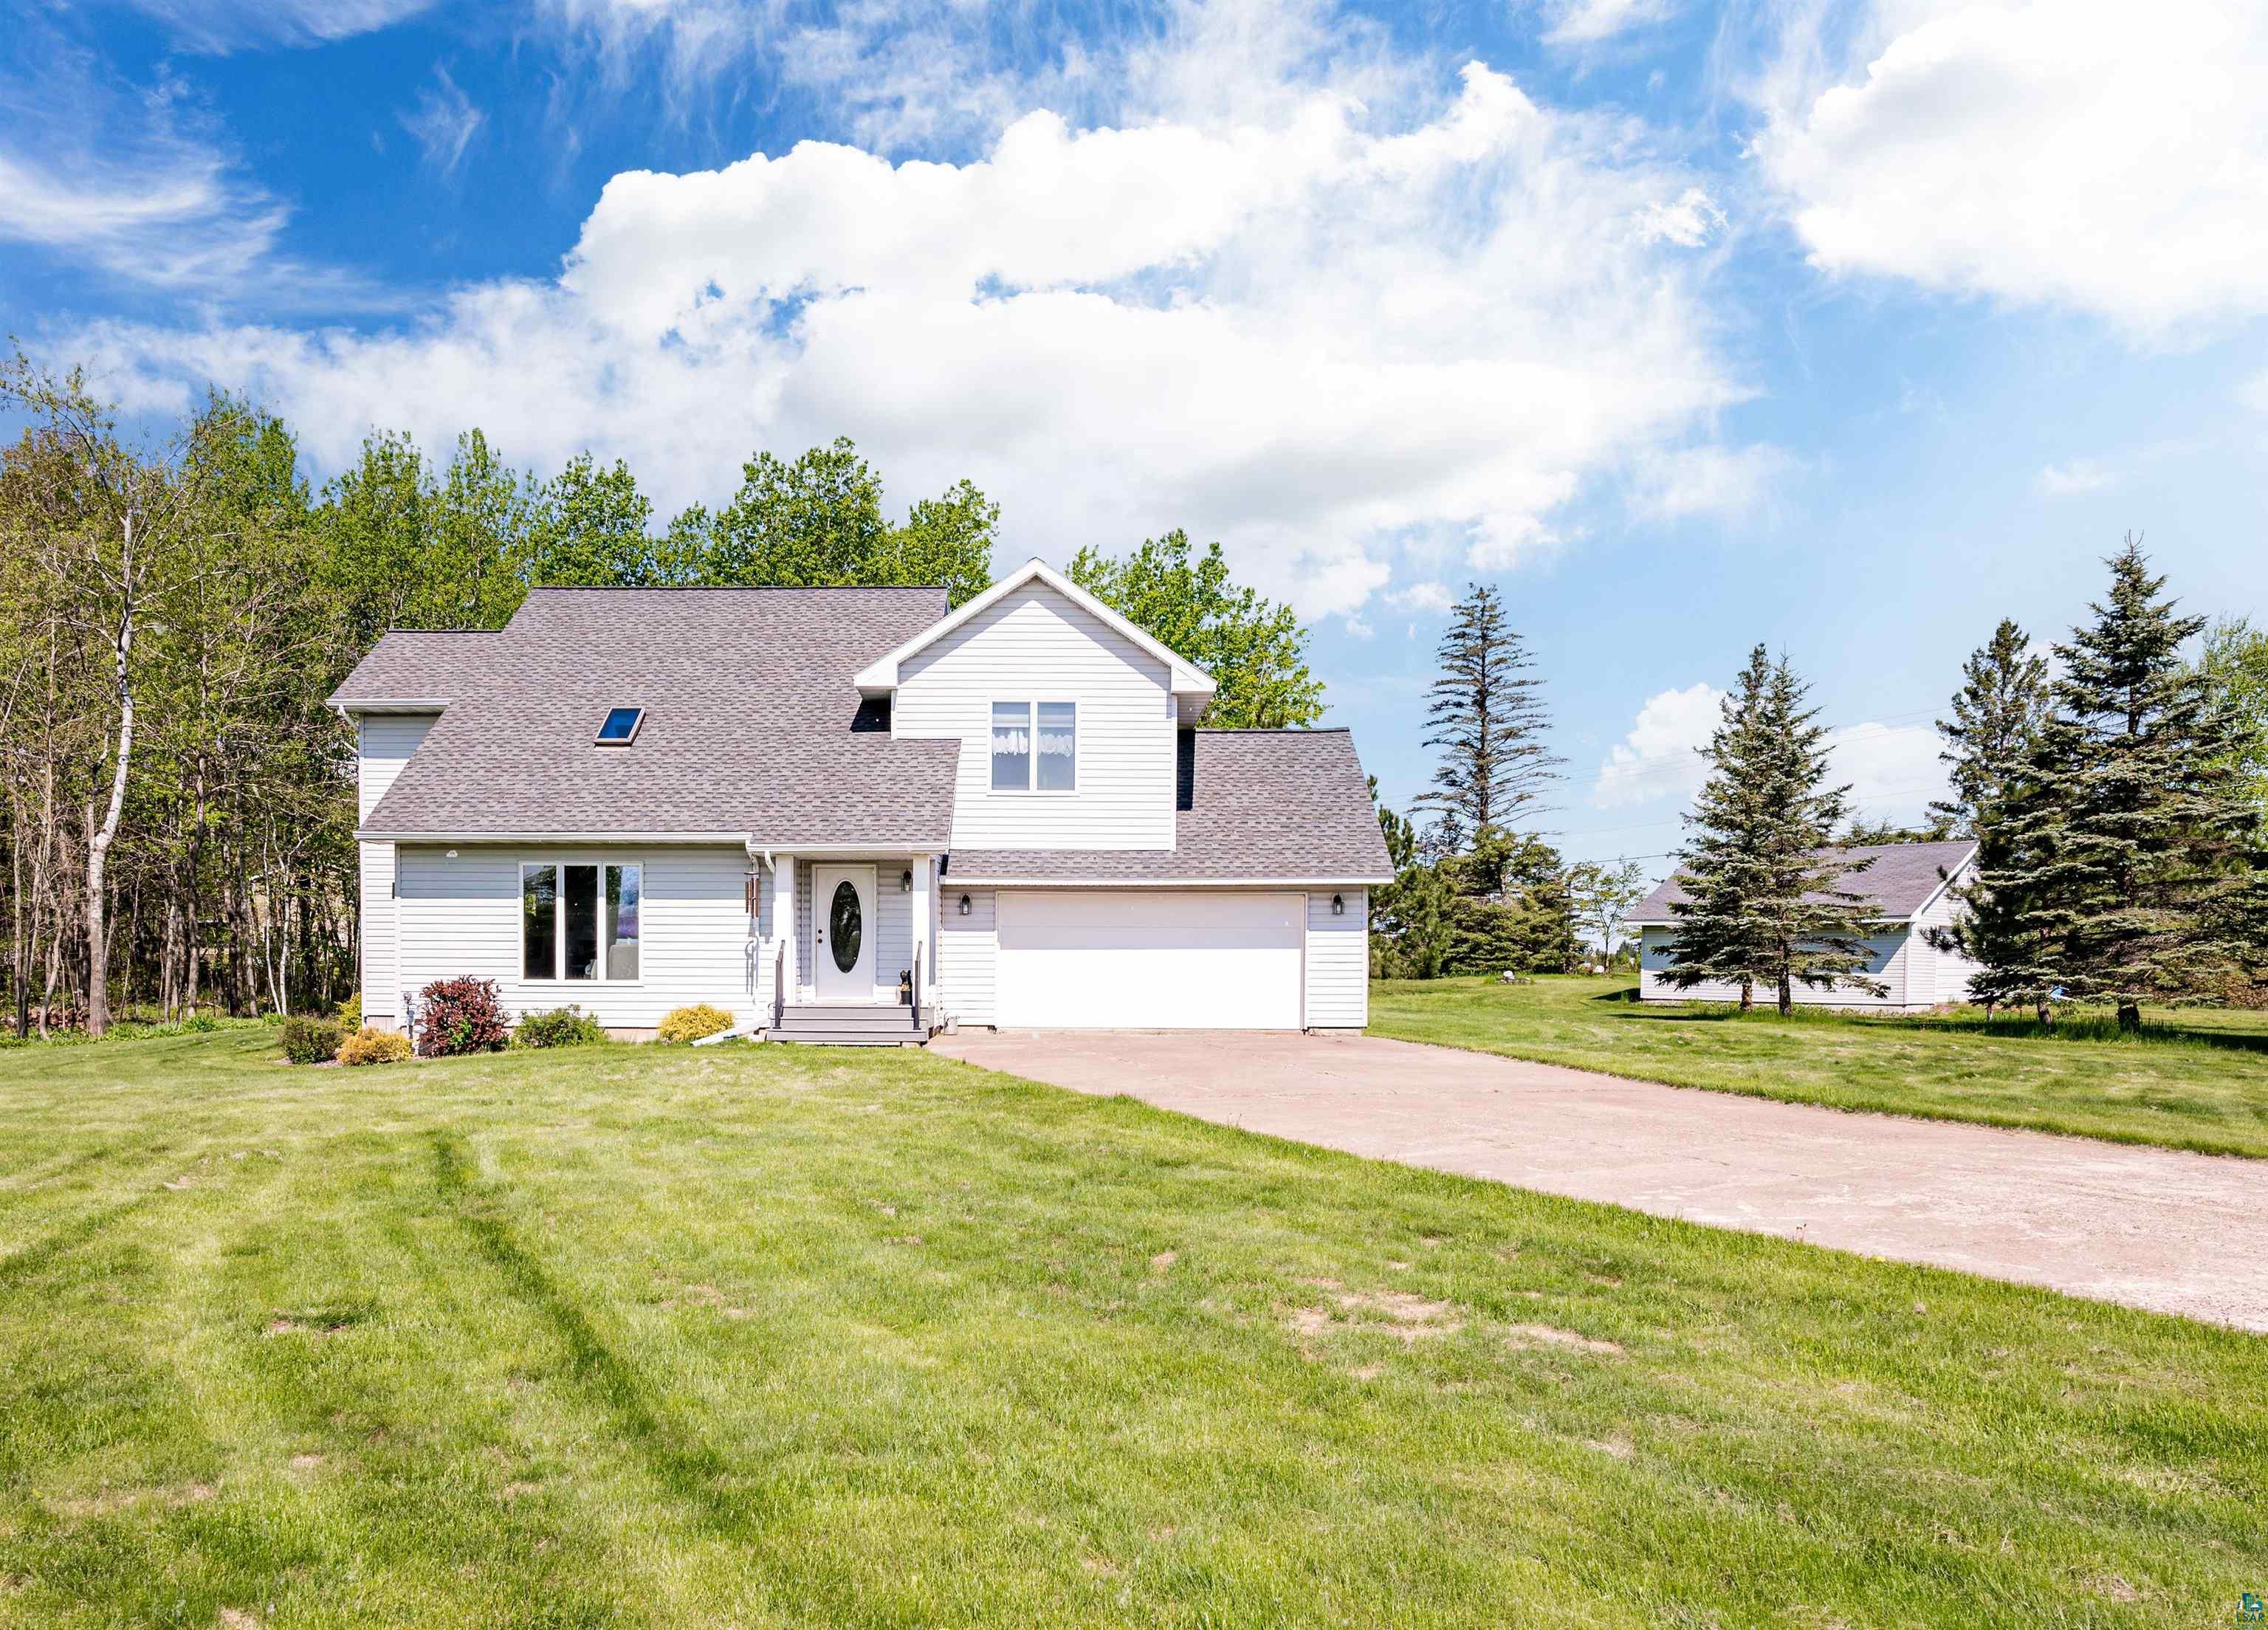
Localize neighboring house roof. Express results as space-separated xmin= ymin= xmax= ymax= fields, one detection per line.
xmin=853 ymin=557 xmax=1217 ymax=700
xmin=948 ymin=730 xmax=1395 ymax=884
xmin=1625 ymin=839 xmax=1979 ymax=926
xmin=334 ymin=587 xmax=961 ymax=846
xmin=329 ymin=629 xmax=501 ymax=709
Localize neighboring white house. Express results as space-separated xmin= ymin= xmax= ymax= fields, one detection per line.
xmin=329 ymin=559 xmax=1392 ymax=1042
xmin=1625 ymin=840 xmax=1982 ymax=1011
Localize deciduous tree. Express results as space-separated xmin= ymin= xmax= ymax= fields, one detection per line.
xmin=1066 ymin=529 xmax=1322 ymax=728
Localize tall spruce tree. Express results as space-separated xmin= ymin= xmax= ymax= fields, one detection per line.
xmin=2013 ymin=541 xmax=2260 ymax=1030
xmin=1925 ymin=619 xmax=2057 ymax=1019
xmin=1415 ymin=583 xmax=1561 ymax=840
xmin=1931 ymin=619 xmax=2049 ymax=836
xmin=1663 ymin=645 xmax=1886 ymax=1014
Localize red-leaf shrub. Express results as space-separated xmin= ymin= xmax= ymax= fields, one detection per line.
xmin=413 ymin=977 xmax=510 ymax=1058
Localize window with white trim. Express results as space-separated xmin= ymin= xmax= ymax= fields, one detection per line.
xmin=522 ymin=862 xmax=641 ymax=980
xmin=991 ymin=700 xmax=1075 ymax=791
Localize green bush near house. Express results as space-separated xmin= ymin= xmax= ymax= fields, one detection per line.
xmin=656 ymin=1003 xmax=734 ymax=1044
xmin=512 ymin=1005 xmax=609 ymax=1049
xmin=277 ymin=1016 xmax=344 ymax=1065
xmin=338 ymin=991 xmax=362 ymax=1030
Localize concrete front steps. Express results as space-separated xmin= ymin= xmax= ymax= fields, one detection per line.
xmin=767 ymin=1003 xmax=936 ymax=1046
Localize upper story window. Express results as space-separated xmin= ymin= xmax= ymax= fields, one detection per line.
xmin=596 ymin=707 xmax=644 ymax=745
xmin=992 ymin=701 xmax=1075 ymax=791
xmin=523 ymin=862 xmax=641 ymax=981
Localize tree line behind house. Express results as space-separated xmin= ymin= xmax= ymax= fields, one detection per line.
xmin=1370 ymin=546 xmax=2268 ymax=1025
xmin=0 ymin=357 xmax=1322 ymax=1038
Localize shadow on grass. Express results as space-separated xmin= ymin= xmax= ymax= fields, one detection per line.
xmin=426 ymin=1131 xmax=755 ymax=1536
xmin=0 ymin=1194 xmax=154 ymax=1293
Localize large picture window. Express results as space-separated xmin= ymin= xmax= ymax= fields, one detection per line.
xmin=991 ymin=700 xmax=1075 ymax=791
xmin=521 ymin=862 xmax=641 ymax=981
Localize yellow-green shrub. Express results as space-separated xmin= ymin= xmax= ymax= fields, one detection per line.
xmin=337 ymin=1026 xmax=412 ymax=1066
xmin=338 ymin=991 xmax=362 ymax=1029
xmin=656 ymin=1004 xmax=735 ymax=1044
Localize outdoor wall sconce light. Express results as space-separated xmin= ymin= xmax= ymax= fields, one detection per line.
xmin=958 ymin=894 xmax=972 ymax=916
xmin=900 ymin=869 xmax=913 ymax=892
xmin=1331 ymin=893 xmax=1345 ymax=915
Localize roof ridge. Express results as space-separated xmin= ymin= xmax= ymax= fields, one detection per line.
xmin=520 ymin=583 xmax=948 ymax=593
xmin=1191 ymin=726 xmax=1351 ymax=735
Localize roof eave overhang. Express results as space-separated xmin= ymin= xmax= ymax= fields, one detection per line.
xmin=331 ymin=698 xmax=452 ymax=715
xmin=853 ymin=557 xmax=1217 ymax=699
xmin=946 ymin=874 xmax=1394 ymax=888
xmin=358 ymin=831 xmax=955 ymax=848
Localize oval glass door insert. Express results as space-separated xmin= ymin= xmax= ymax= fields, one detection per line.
xmin=828 ymin=880 xmax=863 ymax=972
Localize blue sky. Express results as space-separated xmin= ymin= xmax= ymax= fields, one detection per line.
xmin=4 ymin=0 xmax=2264 ymax=881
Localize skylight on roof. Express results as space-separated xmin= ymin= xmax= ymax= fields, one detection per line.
xmin=597 ymin=707 xmax=644 ymax=745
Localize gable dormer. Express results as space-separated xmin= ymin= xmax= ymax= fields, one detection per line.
xmin=858 ymin=560 xmax=1214 ymax=852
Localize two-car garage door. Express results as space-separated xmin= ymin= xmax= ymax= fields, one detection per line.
xmin=994 ymin=891 xmax=1304 ymax=1029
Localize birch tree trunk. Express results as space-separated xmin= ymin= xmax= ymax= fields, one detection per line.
xmin=82 ymin=516 xmax=137 ymax=1037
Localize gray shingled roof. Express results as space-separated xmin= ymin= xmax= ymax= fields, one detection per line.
xmin=334 ymin=587 xmax=961 ymax=845
xmin=329 ymin=630 xmax=503 ymax=706
xmin=1625 ymin=839 xmax=1978 ymax=924
xmin=949 ymin=729 xmax=1394 ymax=883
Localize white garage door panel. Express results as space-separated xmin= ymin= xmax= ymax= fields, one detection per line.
xmin=997 ymin=892 xmax=1303 ymax=1029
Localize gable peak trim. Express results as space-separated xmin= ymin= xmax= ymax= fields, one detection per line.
xmin=852 ymin=557 xmax=1216 ymax=698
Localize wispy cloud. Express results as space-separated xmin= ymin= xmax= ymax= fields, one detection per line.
xmin=2035 ymin=458 xmax=2116 ymax=498
xmin=1628 ymin=444 xmax=1799 ymax=523
xmin=1634 ymin=186 xmax=1725 ymax=247
xmin=114 ymin=0 xmax=438 ymax=52
xmin=400 ymin=66 xmax=486 ymax=176
xmin=0 ymin=31 xmax=374 ymax=306
xmin=1386 ymin=581 xmax=1458 ymax=614
xmin=1544 ymin=0 xmax=1678 ymax=47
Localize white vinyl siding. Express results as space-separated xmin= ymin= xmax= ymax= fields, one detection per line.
xmin=355 ymin=714 xmax=436 ymax=1022
xmin=893 ymin=583 xmax=1175 ymax=850
xmin=938 ymin=887 xmax=997 ymax=1025
xmin=1304 ymin=889 xmax=1368 ymax=1028
xmin=1912 ymin=859 xmax=1981 ymax=1005
xmin=396 ymin=844 xmax=758 ymax=1030
xmin=1636 ymin=924 xmax=1922 ymax=1010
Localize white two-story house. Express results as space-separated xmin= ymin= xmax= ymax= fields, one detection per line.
xmin=331 ymin=558 xmax=1393 ymax=1042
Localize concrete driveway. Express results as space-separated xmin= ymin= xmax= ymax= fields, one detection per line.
xmin=929 ymin=1028 xmax=2267 ymax=1332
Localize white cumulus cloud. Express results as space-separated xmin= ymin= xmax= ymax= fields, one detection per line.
xmin=73 ymin=57 xmax=1742 ymax=617
xmin=1753 ymin=0 xmax=2268 ymax=336
xmin=1593 ymin=682 xmax=1723 ymax=808
xmin=1825 ymin=720 xmax=1949 ymax=828
xmin=1595 ymin=687 xmax=1948 ymax=828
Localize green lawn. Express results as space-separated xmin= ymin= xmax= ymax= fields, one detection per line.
xmin=1369 ymin=975 xmax=2268 ymax=1159
xmin=1 ymin=1031 xmax=2261 ymax=1627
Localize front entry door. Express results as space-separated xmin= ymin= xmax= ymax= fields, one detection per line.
xmin=811 ymin=864 xmax=876 ymax=1002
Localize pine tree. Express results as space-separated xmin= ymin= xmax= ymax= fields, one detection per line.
xmin=2016 ymin=540 xmax=2261 ymax=1030
xmin=1931 ymin=618 xmax=2049 ymax=837
xmin=1663 ymin=646 xmax=1887 ymax=1014
xmin=1926 ymin=619 xmax=2057 ymax=1019
xmin=1415 ymin=583 xmax=1561 ymax=836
